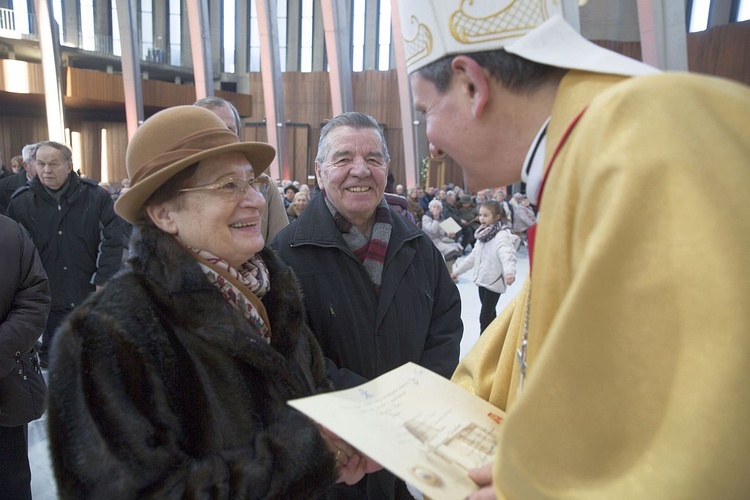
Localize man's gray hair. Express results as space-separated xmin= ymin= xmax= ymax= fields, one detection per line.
xmin=33 ymin=141 xmax=72 ymax=163
xmin=316 ymin=112 xmax=390 ymax=164
xmin=22 ymin=143 xmax=38 ymax=162
xmin=193 ymin=96 xmax=241 ymax=135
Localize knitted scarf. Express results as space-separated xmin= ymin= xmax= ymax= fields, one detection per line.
xmin=324 ymin=191 xmax=392 ymax=290
xmin=475 ymin=221 xmax=502 ymax=243
xmin=191 ymin=248 xmax=272 ymax=343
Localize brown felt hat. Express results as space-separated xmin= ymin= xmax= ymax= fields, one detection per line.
xmin=115 ymin=105 xmax=276 ymax=223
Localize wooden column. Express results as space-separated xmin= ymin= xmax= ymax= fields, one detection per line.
xmin=637 ymin=0 xmax=688 ymax=70
xmin=187 ymin=0 xmax=214 ymax=99
xmin=561 ymin=0 xmax=581 ymax=32
xmin=389 ymin=0 xmax=417 ymax=189
xmin=237 ymin=0 xmax=249 ymax=75
xmin=34 ymin=0 xmax=66 ymax=142
xmin=114 ymin=0 xmax=144 ymax=141
xmin=256 ymin=0 xmax=288 ymax=180
xmin=321 ymin=0 xmax=353 ymax=116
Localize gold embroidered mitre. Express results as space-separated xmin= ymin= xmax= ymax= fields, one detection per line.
xmin=397 ymin=0 xmax=562 ymax=73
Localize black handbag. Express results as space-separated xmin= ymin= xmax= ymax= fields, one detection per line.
xmin=0 ymin=347 xmax=47 ymax=427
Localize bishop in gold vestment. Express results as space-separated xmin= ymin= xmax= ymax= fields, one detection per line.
xmin=453 ymin=70 xmax=750 ymax=497
xmin=397 ymin=0 xmax=750 ymax=496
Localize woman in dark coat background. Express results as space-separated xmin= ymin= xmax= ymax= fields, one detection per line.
xmin=46 ymin=106 xmax=372 ymax=498
xmin=0 ymin=214 xmax=50 ymax=500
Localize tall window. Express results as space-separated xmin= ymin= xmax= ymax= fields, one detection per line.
xmin=737 ymin=0 xmax=750 ymax=21
xmin=141 ymin=0 xmax=154 ymax=60
xmin=52 ymin=0 xmax=63 ymax=43
xmin=689 ymin=0 xmax=710 ymax=32
xmin=14 ymin=0 xmax=30 ymax=34
xmin=112 ymin=1 xmax=121 ymax=56
xmin=249 ymin=0 xmax=260 ymax=71
xmin=224 ymin=0 xmax=236 ymax=72
xmin=377 ymin=0 xmax=391 ymax=70
xmin=169 ymin=0 xmax=181 ymax=66
xmin=300 ymin=0 xmax=313 ymax=72
xmin=277 ymin=0 xmax=287 ymax=71
xmin=80 ymin=0 xmax=95 ymax=50
xmin=351 ymin=0 xmax=365 ymax=71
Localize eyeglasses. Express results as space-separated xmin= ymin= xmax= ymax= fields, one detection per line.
xmin=179 ymin=176 xmax=270 ymax=198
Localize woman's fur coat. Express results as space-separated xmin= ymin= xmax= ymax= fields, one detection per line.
xmin=47 ymin=224 xmax=338 ymax=499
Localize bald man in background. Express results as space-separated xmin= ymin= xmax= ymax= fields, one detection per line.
xmin=194 ymin=96 xmax=289 ymax=241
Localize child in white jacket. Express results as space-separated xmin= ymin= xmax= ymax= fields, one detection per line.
xmin=451 ymin=200 xmax=518 ymax=334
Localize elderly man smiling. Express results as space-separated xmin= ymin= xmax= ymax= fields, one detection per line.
xmin=271 ymin=112 xmax=462 ymax=499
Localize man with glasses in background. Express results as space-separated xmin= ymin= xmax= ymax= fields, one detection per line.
xmin=6 ymin=141 xmax=124 ymax=367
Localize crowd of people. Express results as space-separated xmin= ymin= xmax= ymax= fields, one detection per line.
xmin=2 ymin=0 xmax=749 ymax=495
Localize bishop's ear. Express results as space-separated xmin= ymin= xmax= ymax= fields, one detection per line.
xmin=451 ymin=55 xmax=490 ymax=118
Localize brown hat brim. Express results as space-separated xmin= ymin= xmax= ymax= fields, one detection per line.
xmin=115 ymin=141 xmax=275 ymax=224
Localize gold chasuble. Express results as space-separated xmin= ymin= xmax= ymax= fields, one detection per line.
xmin=452 ymin=71 xmax=750 ymax=498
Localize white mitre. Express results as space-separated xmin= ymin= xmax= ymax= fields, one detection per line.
xmin=398 ymin=0 xmax=658 ymax=76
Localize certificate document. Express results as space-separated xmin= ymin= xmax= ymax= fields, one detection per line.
xmin=439 ymin=217 xmax=462 ymax=235
xmin=288 ymin=363 xmax=506 ymax=500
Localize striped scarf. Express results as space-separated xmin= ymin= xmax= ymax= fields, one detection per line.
xmin=191 ymin=248 xmax=272 ymax=343
xmin=324 ymin=192 xmax=392 ymax=291
xmin=475 ymin=221 xmax=502 ymax=243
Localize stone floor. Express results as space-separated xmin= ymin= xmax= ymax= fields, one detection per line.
xmin=27 ymin=246 xmax=530 ymax=499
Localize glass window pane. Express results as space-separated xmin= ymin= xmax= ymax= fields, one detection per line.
xmin=14 ymin=0 xmax=30 ymax=34
xmin=378 ymin=0 xmax=392 ymax=70
xmin=278 ymin=18 xmax=287 ymax=42
xmin=301 ymin=46 xmax=312 ymax=72
xmin=53 ymin=0 xmax=62 ymax=43
xmin=224 ymin=0 xmax=236 ymax=72
xmin=250 ymin=47 xmax=261 ymax=72
xmin=689 ymin=0 xmax=709 ymax=32
xmin=738 ymin=0 xmax=750 ymax=21
xmin=112 ymin=2 xmax=121 ymax=56
xmin=352 ymin=0 xmax=365 ymax=45
xmin=302 ymin=0 xmax=313 ymax=18
xmin=80 ymin=0 xmax=95 ymax=50
xmin=353 ymin=45 xmax=363 ymax=72
xmin=169 ymin=0 xmax=181 ymax=66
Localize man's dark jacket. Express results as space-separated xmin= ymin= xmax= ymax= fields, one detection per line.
xmin=5 ymin=173 xmax=125 ymax=310
xmin=271 ymin=194 xmax=462 ymax=499
xmin=272 ymin=194 xmax=462 ymax=390
xmin=0 ymin=215 xmax=50 ymax=427
xmin=0 ymin=169 xmax=30 ymax=214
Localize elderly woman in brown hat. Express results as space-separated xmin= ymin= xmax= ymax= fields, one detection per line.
xmin=46 ymin=106 xmax=373 ymax=497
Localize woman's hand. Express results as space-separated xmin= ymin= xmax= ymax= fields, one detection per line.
xmin=320 ymin=426 xmax=383 ymax=485
xmin=466 ymin=463 xmax=496 ymax=500
xmin=505 ymin=274 xmax=515 ymax=286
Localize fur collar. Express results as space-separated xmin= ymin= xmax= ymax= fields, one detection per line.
xmin=125 ymin=224 xmax=317 ymax=390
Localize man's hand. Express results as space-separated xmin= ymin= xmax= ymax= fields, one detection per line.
xmin=466 ymin=463 xmax=496 ymax=500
